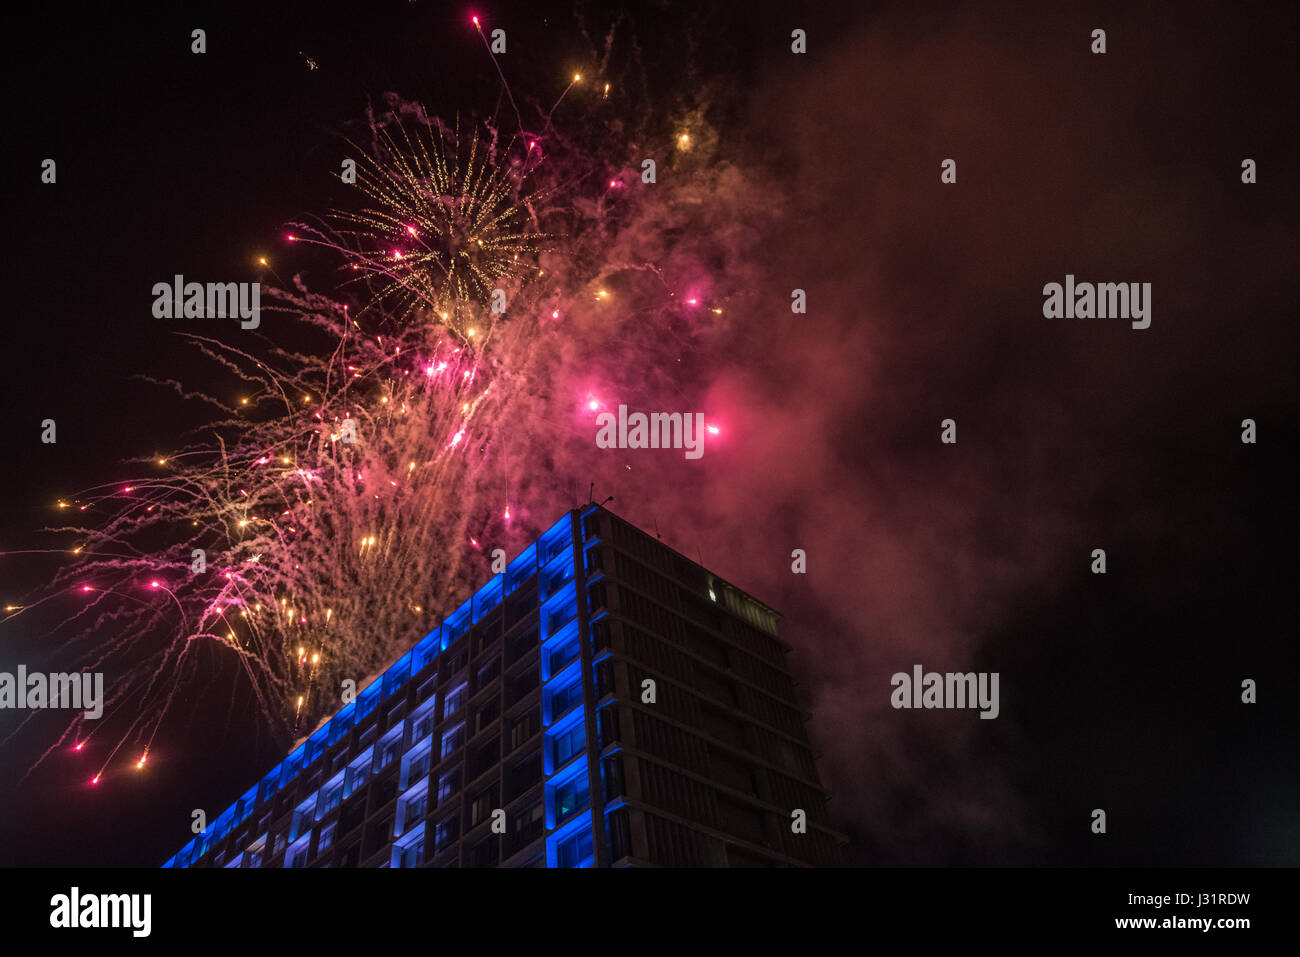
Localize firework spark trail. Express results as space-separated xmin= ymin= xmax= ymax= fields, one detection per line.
xmin=473 ymin=15 xmax=526 ymax=138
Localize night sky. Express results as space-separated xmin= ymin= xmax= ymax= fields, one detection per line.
xmin=1 ymin=0 xmax=1296 ymax=868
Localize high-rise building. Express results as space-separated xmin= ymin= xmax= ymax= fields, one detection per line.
xmin=164 ymin=506 xmax=845 ymax=868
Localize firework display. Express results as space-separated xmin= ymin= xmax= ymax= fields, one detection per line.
xmin=1 ymin=20 xmax=744 ymax=786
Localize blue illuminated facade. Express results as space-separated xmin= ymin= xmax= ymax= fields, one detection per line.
xmin=165 ymin=506 xmax=844 ymax=868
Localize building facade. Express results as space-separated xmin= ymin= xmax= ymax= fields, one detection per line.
xmin=164 ymin=505 xmax=844 ymax=868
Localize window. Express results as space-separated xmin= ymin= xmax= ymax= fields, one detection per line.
xmin=550 ymin=722 xmax=586 ymax=768
xmin=556 ymin=824 xmax=594 ymax=868
xmin=475 ymin=658 xmax=501 ymax=694
xmin=290 ymin=795 xmax=317 ymax=841
xmin=411 ymin=795 xmax=429 ymax=825
xmin=602 ymin=756 xmax=626 ymax=802
xmin=437 ymin=770 xmax=458 ymax=804
xmin=511 ymin=802 xmax=544 ymax=847
xmin=595 ymin=660 xmax=614 ymax=698
xmin=434 ymin=817 xmax=459 ymax=850
xmin=467 ymin=736 xmax=500 ymax=782
xmin=544 ymin=591 xmax=579 ymax=637
xmin=443 ymin=683 xmax=468 ymax=719
xmin=547 ymin=671 xmax=583 ymax=721
xmin=440 ymin=722 xmax=466 ymax=759
xmin=357 ymin=724 xmax=377 ymax=752
xmin=505 ymin=544 xmax=538 ymax=594
xmin=356 ymin=681 xmax=381 ymax=721
xmin=318 ymin=780 xmax=343 ymax=819
xmin=382 ymin=653 xmax=412 ymax=699
xmin=278 ymin=750 xmax=304 ymax=789
xmin=509 ymin=710 xmax=537 ymax=752
xmin=416 ymin=675 xmax=437 ymax=705
xmin=473 ymin=628 xmax=496 ymax=656
xmin=376 ymin=728 xmax=403 ymax=771
xmin=547 ymin=632 xmax=581 ymax=677
xmin=414 ymin=627 xmax=440 ymax=673
xmin=400 ymin=835 xmax=424 ymax=868
xmin=412 ymin=703 xmax=437 ymax=742
xmin=285 ymin=839 xmax=310 ymax=869
xmin=401 ymin=744 xmax=432 ymax=790
xmin=365 ymin=816 xmax=393 ymax=860
xmin=598 ymin=702 xmax=618 ymax=748
xmin=445 ymin=607 xmax=471 ymax=647
xmin=474 ymin=574 xmax=504 ymax=624
xmin=316 ymin=823 xmax=335 ymax=855
xmin=607 ymin=808 xmax=631 ymax=861
xmin=506 ymin=664 xmax=540 ymax=708
xmin=344 ymin=749 xmax=372 ymax=798
xmin=473 ymin=698 xmax=499 ymax=735
xmin=540 ymin=552 xmax=574 ymax=599
xmin=537 ymin=519 xmax=573 ymax=566
xmin=469 ymin=836 xmax=498 ymax=867
xmin=504 ymin=749 xmax=541 ymax=803
xmin=394 ymin=826 xmax=425 ymax=869
xmin=506 ymin=624 xmax=539 ymax=664
xmin=242 ymin=837 xmax=265 ymax=869
xmin=331 ymin=842 xmax=357 ymax=867
xmin=397 ymin=785 xmax=428 ymax=837
xmin=553 ymin=773 xmax=590 ymax=825
xmin=469 ymin=786 xmax=498 ymax=828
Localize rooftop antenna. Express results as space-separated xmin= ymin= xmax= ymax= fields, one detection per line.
xmin=653 ymin=517 xmax=662 ymax=540
xmin=599 ymin=495 xmax=614 ymax=508
xmin=587 ymin=482 xmax=594 ymax=504
xmin=697 ymin=544 xmax=704 ymax=565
